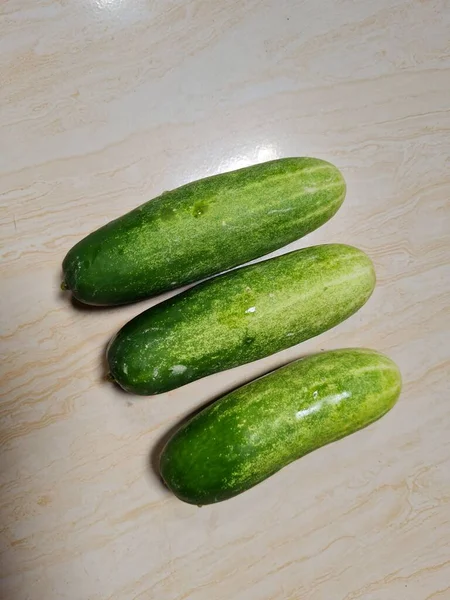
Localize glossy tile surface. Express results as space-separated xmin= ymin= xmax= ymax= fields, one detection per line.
xmin=1 ymin=1 xmax=449 ymax=598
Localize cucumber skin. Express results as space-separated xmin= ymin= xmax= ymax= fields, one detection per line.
xmin=160 ymin=349 xmax=402 ymax=505
xmin=107 ymin=244 xmax=376 ymax=395
xmin=62 ymin=158 xmax=345 ymax=305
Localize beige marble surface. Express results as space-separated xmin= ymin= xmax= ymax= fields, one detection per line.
xmin=1 ymin=1 xmax=450 ymax=598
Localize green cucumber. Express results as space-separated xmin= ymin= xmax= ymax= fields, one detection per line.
xmin=107 ymin=244 xmax=376 ymax=395
xmin=160 ymin=349 xmax=402 ymax=505
xmin=62 ymin=157 xmax=345 ymax=305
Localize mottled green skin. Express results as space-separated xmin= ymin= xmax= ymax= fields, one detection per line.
xmin=62 ymin=158 xmax=345 ymax=305
xmin=160 ymin=349 xmax=402 ymax=505
xmin=107 ymin=244 xmax=376 ymax=395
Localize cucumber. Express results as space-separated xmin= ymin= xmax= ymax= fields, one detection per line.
xmin=62 ymin=158 xmax=345 ymax=305
xmin=107 ymin=244 xmax=376 ymax=395
xmin=160 ymin=349 xmax=402 ymax=505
